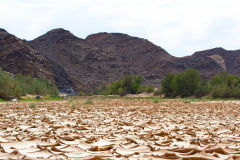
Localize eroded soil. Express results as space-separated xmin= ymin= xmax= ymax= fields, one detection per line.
xmin=0 ymin=98 xmax=240 ymax=159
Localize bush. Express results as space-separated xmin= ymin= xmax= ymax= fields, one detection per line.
xmin=15 ymin=74 xmax=58 ymax=96
xmin=160 ymin=69 xmax=240 ymax=99
xmin=95 ymin=75 xmax=154 ymax=95
xmin=0 ymin=70 xmax=58 ymax=99
xmin=194 ymin=85 xmax=209 ymax=98
xmin=83 ymin=99 xmax=93 ymax=105
xmin=152 ymin=98 xmax=159 ymax=103
xmin=106 ymin=75 xmax=143 ymax=95
xmin=209 ymin=73 xmax=240 ymax=98
xmin=154 ymin=87 xmax=162 ymax=96
xmin=140 ymin=86 xmax=155 ymax=93
xmin=161 ymin=74 xmax=175 ymax=97
xmin=0 ymin=71 xmax=21 ymax=99
xmin=29 ymin=102 xmax=37 ymax=109
xmin=161 ymin=69 xmax=202 ymax=98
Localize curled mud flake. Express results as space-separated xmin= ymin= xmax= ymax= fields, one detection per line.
xmin=50 ymin=146 xmax=65 ymax=153
xmin=126 ymin=137 xmax=138 ymax=144
xmin=85 ymin=137 xmax=98 ymax=144
xmin=147 ymin=143 xmax=158 ymax=151
xmin=25 ymin=150 xmax=54 ymax=159
xmin=205 ymin=147 xmax=229 ymax=155
xmin=170 ymin=147 xmax=201 ymax=154
xmin=58 ymin=136 xmax=75 ymax=141
xmin=64 ymin=152 xmax=91 ymax=158
xmin=154 ymin=131 xmax=169 ymax=136
xmin=37 ymin=142 xmax=60 ymax=148
xmin=87 ymin=156 xmax=113 ymax=160
xmin=115 ymin=147 xmax=139 ymax=157
xmin=232 ymin=155 xmax=240 ymax=160
xmin=154 ymin=152 xmax=181 ymax=159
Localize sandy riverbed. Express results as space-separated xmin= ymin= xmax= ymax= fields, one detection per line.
xmin=0 ymin=99 xmax=240 ymax=159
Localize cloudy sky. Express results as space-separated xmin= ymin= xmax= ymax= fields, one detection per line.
xmin=0 ymin=0 xmax=240 ymax=57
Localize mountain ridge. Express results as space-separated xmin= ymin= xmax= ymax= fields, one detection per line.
xmin=1 ymin=28 xmax=240 ymax=93
xmin=0 ymin=28 xmax=77 ymax=95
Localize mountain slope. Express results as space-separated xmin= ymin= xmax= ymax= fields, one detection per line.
xmin=86 ymin=32 xmax=240 ymax=80
xmin=29 ymin=29 xmax=133 ymax=91
xmin=180 ymin=47 xmax=240 ymax=78
xmin=0 ymin=28 xmax=76 ymax=94
xmin=3 ymin=28 xmax=240 ymax=93
xmin=85 ymin=32 xmax=186 ymax=85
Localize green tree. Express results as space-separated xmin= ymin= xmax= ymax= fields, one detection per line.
xmin=161 ymin=74 xmax=175 ymax=97
xmin=161 ymin=68 xmax=202 ymax=97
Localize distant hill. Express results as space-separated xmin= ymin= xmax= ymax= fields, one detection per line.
xmin=0 ymin=28 xmax=239 ymax=93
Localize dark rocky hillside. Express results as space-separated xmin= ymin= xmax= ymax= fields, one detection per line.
xmin=179 ymin=47 xmax=240 ymax=78
xmin=29 ymin=29 xmax=133 ymax=91
xmin=85 ymin=33 xmax=186 ymax=85
xmin=1 ymin=28 xmax=240 ymax=93
xmin=0 ymin=28 xmax=76 ymax=95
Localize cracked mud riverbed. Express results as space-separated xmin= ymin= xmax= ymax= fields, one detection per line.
xmin=0 ymin=99 xmax=240 ymax=159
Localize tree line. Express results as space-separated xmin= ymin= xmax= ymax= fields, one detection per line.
xmin=93 ymin=68 xmax=240 ymax=99
xmin=161 ymin=68 xmax=240 ymax=98
xmin=92 ymin=75 xmax=154 ymax=95
xmin=2 ymin=67 xmax=240 ymax=100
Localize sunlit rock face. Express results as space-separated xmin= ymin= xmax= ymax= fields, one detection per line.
xmin=0 ymin=99 xmax=240 ymax=159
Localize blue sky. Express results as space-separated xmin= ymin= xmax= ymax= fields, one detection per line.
xmin=0 ymin=0 xmax=240 ymax=57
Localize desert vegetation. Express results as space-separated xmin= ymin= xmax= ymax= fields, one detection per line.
xmin=93 ymin=75 xmax=154 ymax=95
xmin=161 ymin=68 xmax=240 ymax=99
xmin=0 ymin=70 xmax=58 ymax=100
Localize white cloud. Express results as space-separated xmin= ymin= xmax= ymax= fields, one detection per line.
xmin=0 ymin=0 xmax=240 ymax=56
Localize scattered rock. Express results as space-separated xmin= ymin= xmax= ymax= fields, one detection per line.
xmin=35 ymin=95 xmax=41 ymax=99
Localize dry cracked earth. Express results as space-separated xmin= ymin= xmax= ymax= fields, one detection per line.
xmin=0 ymin=98 xmax=240 ymax=160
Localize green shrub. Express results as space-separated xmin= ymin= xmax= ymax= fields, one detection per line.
xmin=194 ymin=85 xmax=209 ymax=98
xmin=71 ymin=103 xmax=76 ymax=108
xmin=101 ymin=75 xmax=143 ymax=95
xmin=208 ymin=73 xmax=240 ymax=99
xmin=83 ymin=99 xmax=93 ymax=105
xmin=161 ymin=74 xmax=175 ymax=97
xmin=161 ymin=69 xmax=202 ymax=98
xmin=0 ymin=70 xmax=58 ymax=100
xmin=78 ymin=88 xmax=87 ymax=96
xmin=94 ymin=84 xmax=108 ymax=95
xmin=68 ymin=97 xmax=75 ymax=103
xmin=141 ymin=86 xmax=155 ymax=93
xmin=29 ymin=102 xmax=37 ymax=109
xmin=154 ymin=87 xmax=162 ymax=96
xmin=152 ymin=98 xmax=159 ymax=103
xmin=160 ymin=70 xmax=240 ymax=99
xmin=14 ymin=74 xmax=58 ymax=96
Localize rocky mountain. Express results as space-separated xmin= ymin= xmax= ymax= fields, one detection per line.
xmin=85 ymin=32 xmax=185 ymax=86
xmin=29 ymin=29 xmax=134 ymax=92
xmin=29 ymin=30 xmax=186 ymax=89
xmin=1 ymin=28 xmax=240 ymax=93
xmin=0 ymin=28 xmax=76 ymax=95
xmin=179 ymin=47 xmax=240 ymax=78
xmin=85 ymin=32 xmax=240 ymax=81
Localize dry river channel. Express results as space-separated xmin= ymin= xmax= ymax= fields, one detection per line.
xmin=0 ymin=98 xmax=240 ymax=160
